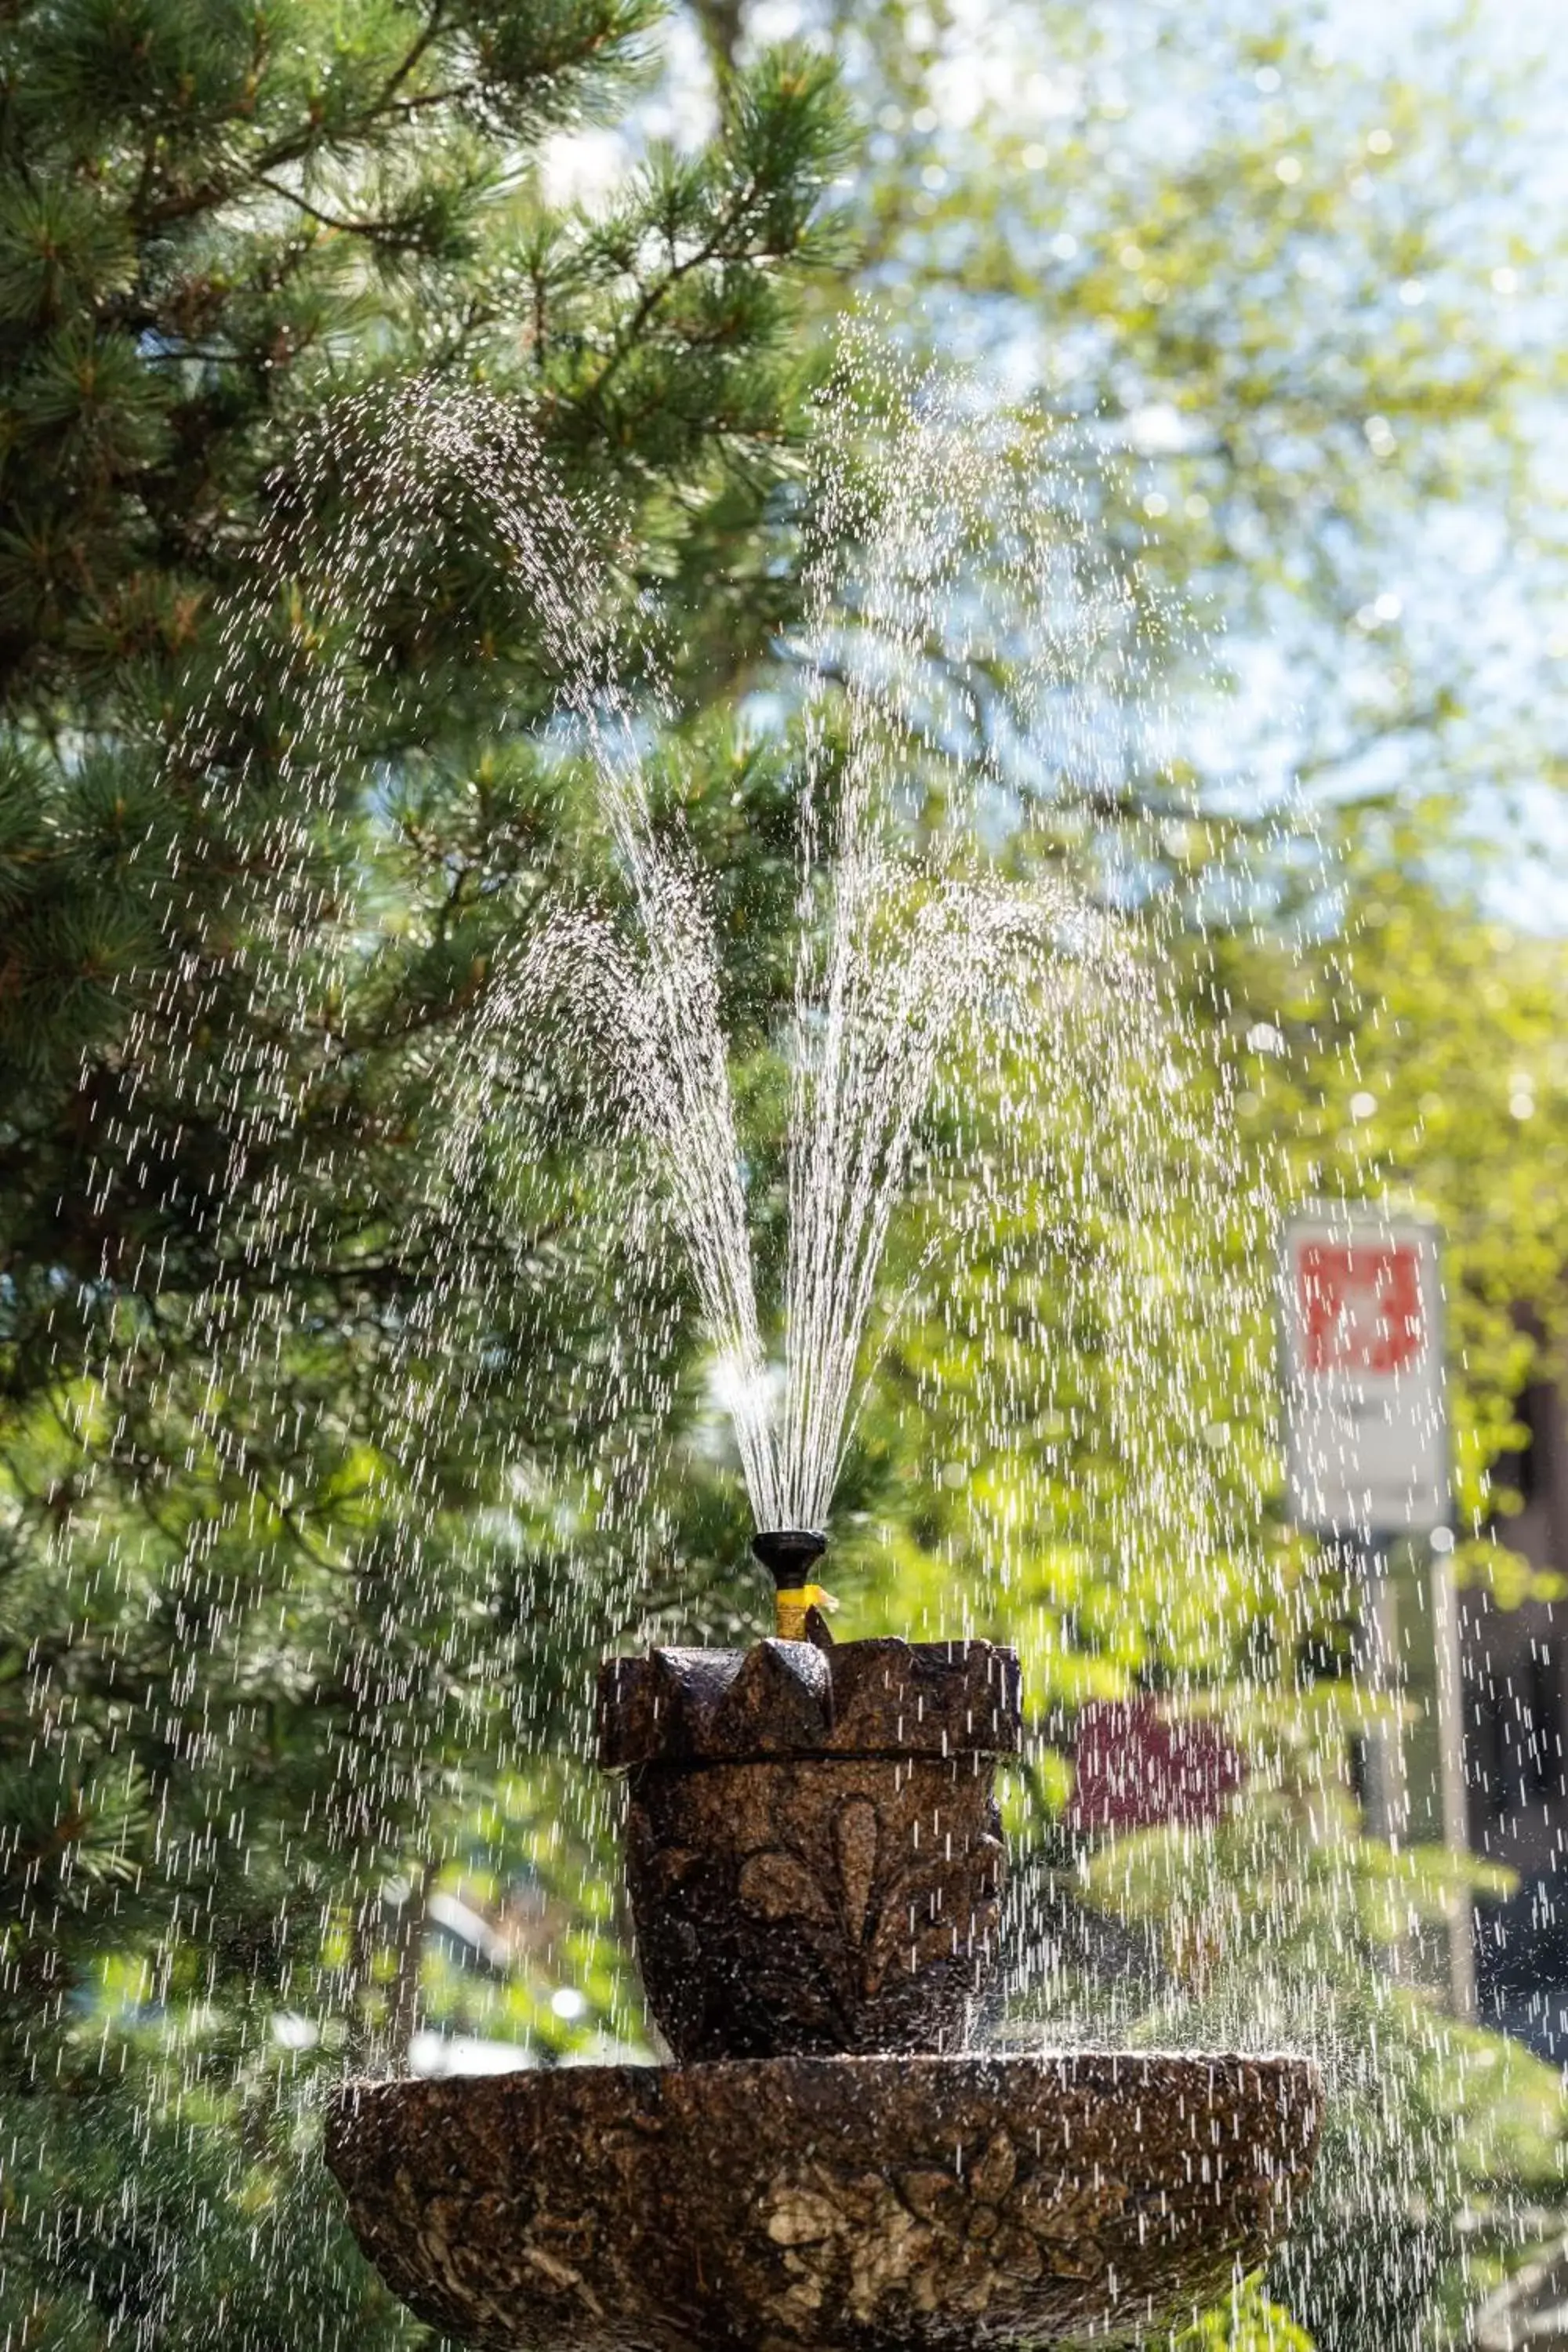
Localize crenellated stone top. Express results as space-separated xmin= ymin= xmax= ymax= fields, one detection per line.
xmin=597 ymin=1635 xmax=1021 ymax=1769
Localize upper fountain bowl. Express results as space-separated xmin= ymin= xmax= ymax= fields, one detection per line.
xmin=600 ymin=1635 xmax=1019 ymax=2060
xmin=327 ymin=2048 xmax=1322 ymax=2351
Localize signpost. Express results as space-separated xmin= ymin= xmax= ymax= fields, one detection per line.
xmin=1279 ymin=1204 xmax=1472 ymax=2013
xmin=1279 ymin=1209 xmax=1446 ymax=1539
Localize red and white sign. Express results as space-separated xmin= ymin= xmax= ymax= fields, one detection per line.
xmin=1280 ymin=1207 xmax=1447 ymax=1534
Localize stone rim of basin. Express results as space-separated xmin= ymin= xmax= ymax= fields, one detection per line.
xmin=597 ymin=1633 xmax=1022 ymax=1768
xmin=325 ymin=2049 xmax=1323 ymax=2352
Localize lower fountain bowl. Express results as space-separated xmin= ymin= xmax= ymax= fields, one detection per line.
xmin=326 ymin=2050 xmax=1320 ymax=2351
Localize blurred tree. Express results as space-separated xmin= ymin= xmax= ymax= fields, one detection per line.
xmin=691 ymin=0 xmax=1565 ymax=840
xmin=676 ymin=0 xmax=1568 ymax=1606
xmin=673 ymin=0 xmax=1568 ymax=1814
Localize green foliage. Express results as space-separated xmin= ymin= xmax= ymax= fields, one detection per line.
xmin=1048 ymin=1755 xmax=1563 ymax=2351
xmin=804 ymin=0 xmax=1563 ymax=815
xmin=1181 ymin=2280 xmax=1314 ymax=2352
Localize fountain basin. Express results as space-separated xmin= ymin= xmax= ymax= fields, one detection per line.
xmin=326 ymin=2050 xmax=1320 ymax=2350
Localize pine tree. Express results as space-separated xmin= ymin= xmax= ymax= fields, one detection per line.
xmin=0 ymin=3 xmax=848 ymax=2340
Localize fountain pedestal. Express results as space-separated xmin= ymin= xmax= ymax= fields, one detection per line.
xmin=327 ymin=1635 xmax=1321 ymax=2349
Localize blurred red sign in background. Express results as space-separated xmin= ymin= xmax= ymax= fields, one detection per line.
xmin=1280 ymin=1208 xmax=1446 ymax=1534
xmin=1298 ymin=1241 xmax=1425 ymax=1377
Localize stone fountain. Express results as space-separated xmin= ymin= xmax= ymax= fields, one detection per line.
xmin=326 ymin=1535 xmax=1321 ymax=2350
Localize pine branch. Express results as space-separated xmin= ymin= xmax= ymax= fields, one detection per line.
xmin=131 ymin=11 xmax=648 ymax=234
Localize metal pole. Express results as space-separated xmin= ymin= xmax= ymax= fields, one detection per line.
xmin=1351 ymin=1530 xmax=1406 ymax=1847
xmin=1428 ymin=1537 xmax=1476 ymax=2020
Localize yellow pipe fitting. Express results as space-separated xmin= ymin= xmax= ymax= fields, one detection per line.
xmin=774 ymin=1583 xmax=840 ymax=1642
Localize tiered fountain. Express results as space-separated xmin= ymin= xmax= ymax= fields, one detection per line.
xmin=321 ymin=373 xmax=1320 ymax=2347
xmin=326 ymin=1527 xmax=1319 ymax=2349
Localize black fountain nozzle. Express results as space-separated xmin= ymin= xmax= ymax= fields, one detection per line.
xmin=751 ymin=1528 xmax=835 ymax=1646
xmin=750 ymin=1527 xmax=828 ymax=1588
